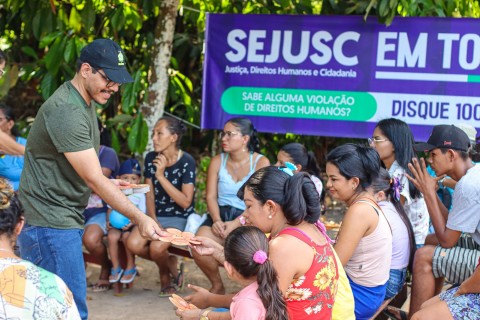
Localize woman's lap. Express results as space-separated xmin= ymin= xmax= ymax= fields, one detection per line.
xmin=439 ymin=287 xmax=480 ymax=320
xmin=157 ymin=216 xmax=187 ymax=231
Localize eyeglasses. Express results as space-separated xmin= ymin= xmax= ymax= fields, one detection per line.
xmin=219 ymin=131 xmax=241 ymax=139
xmin=91 ymin=66 xmax=121 ymax=88
xmin=368 ymin=137 xmax=389 ymax=145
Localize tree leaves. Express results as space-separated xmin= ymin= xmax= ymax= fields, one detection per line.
xmin=127 ymin=113 xmax=149 ymax=153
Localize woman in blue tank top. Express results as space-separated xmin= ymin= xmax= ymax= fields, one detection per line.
xmin=193 ymin=117 xmax=270 ymax=294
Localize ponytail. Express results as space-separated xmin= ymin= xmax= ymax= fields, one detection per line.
xmin=239 ymin=167 xmax=322 ymax=226
xmin=370 ymin=168 xmax=416 ymax=271
xmin=224 ymin=226 xmax=288 ymax=320
xmin=387 ymin=177 xmax=416 ymax=271
xmin=257 ymin=260 xmax=289 ymax=320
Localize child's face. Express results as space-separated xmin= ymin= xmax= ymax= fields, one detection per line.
xmin=119 ymin=173 xmax=140 ymax=184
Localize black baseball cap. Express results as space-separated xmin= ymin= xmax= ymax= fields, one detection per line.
xmin=414 ymin=124 xmax=470 ymax=153
xmin=79 ymin=39 xmax=133 ymax=84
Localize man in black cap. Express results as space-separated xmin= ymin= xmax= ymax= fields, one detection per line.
xmin=17 ymin=39 xmax=166 ymax=320
xmin=388 ymin=124 xmax=480 ymax=319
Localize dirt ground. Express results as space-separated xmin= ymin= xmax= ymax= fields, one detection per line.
xmin=85 ymin=209 xmax=345 ymax=320
xmin=86 ymin=256 xmax=242 ymax=320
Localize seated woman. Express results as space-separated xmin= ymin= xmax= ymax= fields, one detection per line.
xmin=411 ymin=264 xmax=480 ymax=320
xmin=126 ymin=116 xmax=196 ymax=295
xmin=326 ymin=144 xmax=393 ymax=320
xmin=178 ymin=166 xmax=341 ymax=320
xmin=0 ymin=103 xmax=26 ymax=191
xmin=193 ymin=117 xmax=269 ymax=294
xmin=370 ymin=119 xmax=429 ymax=248
xmin=371 ymin=168 xmax=416 ymax=300
xmin=0 ymin=178 xmax=80 ymax=318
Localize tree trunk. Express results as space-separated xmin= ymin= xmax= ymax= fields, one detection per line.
xmin=141 ymin=0 xmax=179 ymax=152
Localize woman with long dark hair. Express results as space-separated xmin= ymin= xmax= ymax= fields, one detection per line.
xmin=177 ymin=166 xmax=340 ymax=320
xmin=370 ymin=118 xmax=429 ymax=247
xmin=326 ymin=143 xmax=392 ymax=320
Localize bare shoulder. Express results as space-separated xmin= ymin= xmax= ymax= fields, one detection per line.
xmin=269 ymin=233 xmax=310 ymax=257
xmin=343 ymin=201 xmax=379 ymax=226
xmin=208 ymin=154 xmax=222 ymax=170
xmin=254 ymin=153 xmax=270 ymax=168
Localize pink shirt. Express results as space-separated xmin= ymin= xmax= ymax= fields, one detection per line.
xmin=230 ymin=281 xmax=266 ymax=320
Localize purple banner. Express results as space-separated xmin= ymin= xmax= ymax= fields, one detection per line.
xmin=201 ymin=14 xmax=480 ymax=141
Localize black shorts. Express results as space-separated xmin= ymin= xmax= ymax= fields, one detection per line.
xmin=201 ymin=205 xmax=244 ymax=227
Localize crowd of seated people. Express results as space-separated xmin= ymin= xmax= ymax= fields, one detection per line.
xmin=4 ymin=110 xmax=479 ymax=320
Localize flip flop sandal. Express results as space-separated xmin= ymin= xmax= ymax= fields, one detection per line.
xmin=109 ymin=267 xmax=124 ymax=283
xmin=174 ymin=262 xmax=185 ymax=290
xmin=92 ymin=281 xmax=112 ymax=292
xmin=120 ymin=268 xmax=137 ymax=284
xmin=159 ymin=285 xmax=177 ymax=297
xmin=383 ymin=307 xmax=408 ymax=320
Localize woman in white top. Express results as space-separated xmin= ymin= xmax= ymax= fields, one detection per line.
xmin=326 ymin=143 xmax=392 ymax=320
xmin=370 ymin=118 xmax=429 ymax=247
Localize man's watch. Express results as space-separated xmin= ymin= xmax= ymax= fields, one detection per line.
xmin=200 ymin=308 xmax=212 ymax=320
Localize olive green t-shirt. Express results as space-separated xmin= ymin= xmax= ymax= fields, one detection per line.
xmin=19 ymin=81 xmax=100 ymax=229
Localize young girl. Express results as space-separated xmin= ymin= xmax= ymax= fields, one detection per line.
xmin=370 ymin=168 xmax=416 ymax=299
xmin=224 ymin=226 xmax=288 ymax=320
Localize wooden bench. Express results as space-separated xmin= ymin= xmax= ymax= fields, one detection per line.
xmin=83 ymin=243 xmax=193 ymax=294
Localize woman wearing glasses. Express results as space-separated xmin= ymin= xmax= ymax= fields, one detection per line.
xmin=193 ymin=117 xmax=269 ymax=294
xmin=0 ymin=50 xmax=24 ymax=156
xmin=0 ymin=103 xmax=26 ymax=191
xmin=370 ymin=118 xmax=429 ymax=248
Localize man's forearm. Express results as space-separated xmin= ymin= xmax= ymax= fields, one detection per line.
xmin=0 ymin=134 xmax=25 ymax=155
xmin=423 ymin=189 xmax=448 ymax=228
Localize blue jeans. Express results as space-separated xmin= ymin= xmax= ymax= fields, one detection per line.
xmin=385 ymin=268 xmax=407 ymax=299
xmin=18 ymin=224 xmax=87 ymax=320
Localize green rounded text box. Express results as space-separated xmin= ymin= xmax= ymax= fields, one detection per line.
xmin=221 ymin=87 xmax=377 ymax=121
